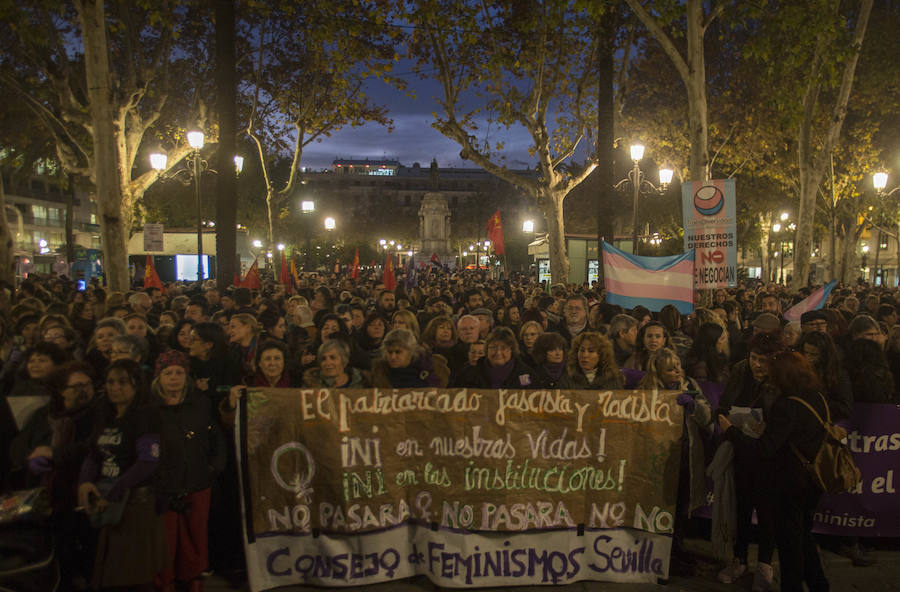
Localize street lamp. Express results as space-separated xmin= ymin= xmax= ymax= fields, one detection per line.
xmin=523 ymin=219 xmax=534 ymax=233
xmin=300 ymin=200 xmax=316 ymax=271
xmin=615 ymin=143 xmax=672 ymax=255
xmin=150 ymin=136 xmax=243 ymax=282
xmin=252 ymin=239 xmax=263 ymax=248
xmin=324 ymin=217 xmax=336 ymax=231
xmin=873 ymin=172 xmax=888 ymax=193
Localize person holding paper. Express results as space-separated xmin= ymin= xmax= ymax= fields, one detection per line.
xmin=715 ymin=332 xmax=784 ymax=590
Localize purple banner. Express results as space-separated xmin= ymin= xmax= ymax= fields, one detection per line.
xmin=812 ymin=403 xmax=900 ymax=536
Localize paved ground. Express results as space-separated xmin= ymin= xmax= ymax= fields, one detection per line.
xmin=206 ymin=537 xmax=900 ymax=591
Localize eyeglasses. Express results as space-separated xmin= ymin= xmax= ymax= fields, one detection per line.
xmin=487 ymin=343 xmax=511 ymax=352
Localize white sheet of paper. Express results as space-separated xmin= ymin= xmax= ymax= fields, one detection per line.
xmin=728 ymin=405 xmax=764 ymax=438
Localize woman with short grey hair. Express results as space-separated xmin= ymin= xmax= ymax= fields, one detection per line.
xmin=302 ymin=339 xmax=370 ymax=388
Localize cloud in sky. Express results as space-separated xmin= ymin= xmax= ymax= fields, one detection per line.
xmin=301 ymin=74 xmax=537 ymax=170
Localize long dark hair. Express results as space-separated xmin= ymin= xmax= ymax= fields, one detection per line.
xmin=796 ymin=331 xmax=841 ymax=392
xmin=688 ymin=323 xmax=727 ymax=381
xmin=96 ymin=359 xmax=149 ymax=428
xmin=192 ymin=321 xmax=229 ymax=359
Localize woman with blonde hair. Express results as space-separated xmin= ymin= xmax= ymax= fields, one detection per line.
xmin=517 ymin=320 xmax=544 ymax=368
xmin=639 ymin=348 xmax=712 ymax=576
xmin=228 ymin=313 xmax=261 ymax=374
xmin=561 ymin=332 xmax=623 ymax=389
xmin=391 ymin=309 xmax=421 ymax=341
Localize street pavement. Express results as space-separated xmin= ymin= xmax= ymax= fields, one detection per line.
xmin=206 ymin=536 xmax=900 ymax=591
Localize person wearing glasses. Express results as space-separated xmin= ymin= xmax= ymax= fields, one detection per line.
xmin=9 ymin=362 xmax=102 ymax=589
xmin=453 ymin=327 xmax=536 ymax=388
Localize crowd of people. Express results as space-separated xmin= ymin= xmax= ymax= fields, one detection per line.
xmin=1 ymin=269 xmax=895 ymax=592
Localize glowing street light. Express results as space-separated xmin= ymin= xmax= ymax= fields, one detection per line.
xmin=522 ymin=219 xmax=534 ymax=233
xmin=324 ymin=217 xmax=336 ymax=231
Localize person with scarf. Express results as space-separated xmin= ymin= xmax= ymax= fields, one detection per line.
xmin=453 ymin=327 xmax=536 ymax=388
xmin=532 ymin=332 xmax=568 ymax=388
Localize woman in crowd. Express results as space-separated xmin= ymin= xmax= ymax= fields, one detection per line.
xmin=302 ymin=340 xmax=371 ymax=388
xmin=453 ymin=327 xmax=536 ymax=388
xmin=624 ymin=321 xmax=671 ymax=371
xmin=188 ymin=322 xmax=239 ymax=407
xmin=719 ymin=352 xmax=832 ymax=592
xmin=685 ymin=323 xmax=730 ymax=384
xmin=152 ymin=350 xmax=226 ymax=592
xmin=77 ymin=360 xmax=168 ymax=591
xmin=531 ymin=332 xmax=568 ymax=388
xmin=797 ymin=331 xmax=853 ymax=421
xmin=82 ymin=318 xmax=122 ymax=383
xmin=7 ymin=342 xmax=69 ymax=400
xmin=258 ymin=309 xmax=288 ymax=344
xmin=371 ymin=328 xmax=448 ymax=388
xmin=845 ymin=314 xmax=896 ymax=403
xmin=659 ymin=304 xmax=692 ymax=361
xmin=228 ymin=313 xmax=260 ymax=374
xmin=421 ymin=315 xmax=468 ymax=374
xmin=70 ymin=301 xmax=97 ymax=345
xmin=246 ymin=340 xmax=300 ymax=388
xmin=561 ymin=332 xmax=624 ymax=389
xmin=715 ymin=331 xmax=783 ymax=589
xmin=12 ymin=362 xmax=100 ymax=588
xmin=357 ymin=313 xmax=388 ymax=361
xmin=639 ymin=348 xmax=711 ymax=576
xmin=517 ymin=320 xmax=544 ymax=368
xmin=169 ymin=319 xmax=196 ymax=354
xmin=312 ymin=312 xmax=369 ymax=371
xmin=43 ymin=324 xmax=83 ymax=361
xmin=391 ymin=309 xmax=421 ymax=342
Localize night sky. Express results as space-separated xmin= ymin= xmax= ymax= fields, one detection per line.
xmin=300 ymin=68 xmax=537 ymax=171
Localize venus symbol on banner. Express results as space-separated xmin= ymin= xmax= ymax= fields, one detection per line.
xmin=271 ymin=441 xmax=316 ymax=503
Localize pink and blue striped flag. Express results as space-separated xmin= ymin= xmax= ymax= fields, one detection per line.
xmin=602 ymin=242 xmax=695 ymax=314
xmin=783 ymin=280 xmax=837 ymax=322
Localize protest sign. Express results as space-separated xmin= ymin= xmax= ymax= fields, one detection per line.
xmin=682 ymin=180 xmax=737 ymax=289
xmin=236 ymin=388 xmax=684 ymax=589
xmin=812 ymin=403 xmax=900 ymax=536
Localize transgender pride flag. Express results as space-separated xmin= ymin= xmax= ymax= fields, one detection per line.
xmin=602 ymin=241 xmax=695 ymax=314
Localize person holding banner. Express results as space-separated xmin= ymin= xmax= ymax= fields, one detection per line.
xmin=718 ymin=352 xmax=832 ymax=592
xmin=639 ymin=348 xmax=712 ymax=576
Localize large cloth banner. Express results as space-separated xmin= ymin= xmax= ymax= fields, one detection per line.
xmin=236 ymin=388 xmax=684 ymax=590
xmin=812 ymin=403 xmax=900 ymax=536
xmin=682 ymin=179 xmax=737 ymax=289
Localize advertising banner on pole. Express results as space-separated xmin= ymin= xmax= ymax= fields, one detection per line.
xmin=682 ymin=180 xmax=737 ymax=289
xmin=236 ymin=388 xmax=683 ymax=589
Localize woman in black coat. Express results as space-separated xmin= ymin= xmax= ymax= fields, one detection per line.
xmin=152 ymin=349 xmax=226 ymax=592
xmin=718 ymin=351 xmax=831 ymax=592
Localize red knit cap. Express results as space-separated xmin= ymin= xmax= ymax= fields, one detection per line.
xmin=155 ymin=349 xmax=190 ymax=376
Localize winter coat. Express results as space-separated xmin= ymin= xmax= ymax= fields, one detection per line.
xmin=154 ymin=390 xmax=226 ymax=499
xmin=724 ymin=389 xmax=828 ymax=494
xmin=371 ymin=354 xmax=449 ymax=388
xmin=452 ymin=357 xmax=537 ymax=389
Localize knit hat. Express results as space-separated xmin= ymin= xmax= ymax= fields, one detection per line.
xmin=155 ymin=349 xmax=190 ymax=376
xmin=752 ymin=312 xmax=781 ymax=331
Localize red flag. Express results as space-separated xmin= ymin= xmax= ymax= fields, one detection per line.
xmin=350 ymin=247 xmax=359 ymax=281
xmin=279 ymin=250 xmax=291 ymax=290
xmin=144 ymin=255 xmax=165 ymax=294
xmin=486 ymin=209 xmax=506 ymax=255
xmin=430 ymin=252 xmax=441 ymax=267
xmin=382 ymin=252 xmax=396 ymax=291
xmin=242 ymin=258 xmax=261 ymax=289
